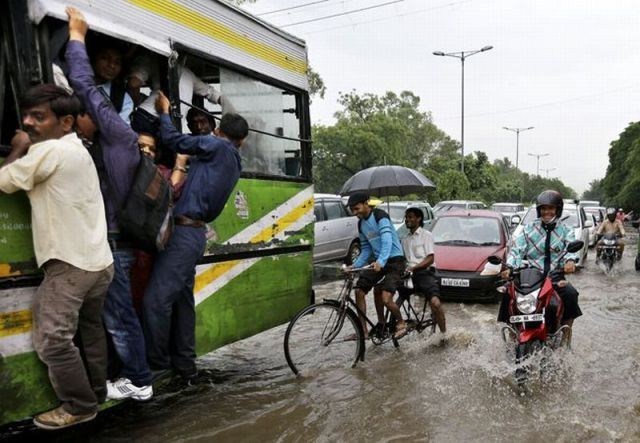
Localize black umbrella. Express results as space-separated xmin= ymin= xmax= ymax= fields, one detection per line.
xmin=340 ymin=165 xmax=436 ymax=198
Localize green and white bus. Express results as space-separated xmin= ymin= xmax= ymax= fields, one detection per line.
xmin=0 ymin=0 xmax=313 ymax=427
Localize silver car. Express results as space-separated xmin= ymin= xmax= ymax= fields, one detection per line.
xmin=313 ymin=194 xmax=360 ymax=264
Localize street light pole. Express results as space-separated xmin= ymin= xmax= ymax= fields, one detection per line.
xmin=528 ymin=152 xmax=549 ymax=176
xmin=433 ymin=45 xmax=493 ymax=174
xmin=541 ymin=167 xmax=556 ymax=178
xmin=503 ymin=126 xmax=534 ymax=170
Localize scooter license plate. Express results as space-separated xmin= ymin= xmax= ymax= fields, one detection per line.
xmin=509 ymin=313 xmax=544 ymax=323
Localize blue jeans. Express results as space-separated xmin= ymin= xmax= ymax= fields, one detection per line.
xmin=143 ymin=226 xmax=206 ymax=375
xmin=103 ymin=249 xmax=152 ymax=386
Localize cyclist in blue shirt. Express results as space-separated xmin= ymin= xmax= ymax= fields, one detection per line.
xmin=345 ymin=192 xmax=407 ymax=339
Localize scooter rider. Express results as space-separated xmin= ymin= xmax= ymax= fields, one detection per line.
xmin=596 ymin=207 xmax=625 ymax=260
xmin=498 ymin=190 xmax=582 ymax=334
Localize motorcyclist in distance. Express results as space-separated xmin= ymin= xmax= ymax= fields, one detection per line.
xmin=498 ymin=190 xmax=582 ymax=337
xmin=596 ymin=207 xmax=626 ymax=260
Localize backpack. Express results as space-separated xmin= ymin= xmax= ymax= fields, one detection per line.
xmin=117 ymin=154 xmax=173 ymax=252
xmin=357 ymin=208 xmax=389 ymax=233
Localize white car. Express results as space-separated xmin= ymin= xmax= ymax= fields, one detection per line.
xmin=511 ymin=203 xmax=591 ymax=266
xmin=383 ymin=201 xmax=435 ymax=236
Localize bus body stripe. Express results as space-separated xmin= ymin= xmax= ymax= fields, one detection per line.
xmin=127 ymin=0 xmax=307 ymax=74
xmin=0 ymin=309 xmax=31 ymax=338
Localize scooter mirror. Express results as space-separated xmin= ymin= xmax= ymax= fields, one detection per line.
xmin=487 ymin=255 xmax=502 ymax=265
xmin=566 ymin=240 xmax=584 ymax=253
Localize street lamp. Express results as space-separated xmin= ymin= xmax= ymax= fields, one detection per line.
xmin=503 ymin=126 xmax=534 ymax=170
xmin=541 ymin=167 xmax=556 ymax=178
xmin=528 ymin=152 xmax=549 ymax=176
xmin=433 ymin=45 xmax=493 ymax=174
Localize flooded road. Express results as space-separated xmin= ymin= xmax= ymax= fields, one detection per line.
xmin=10 ymin=237 xmax=640 ymax=442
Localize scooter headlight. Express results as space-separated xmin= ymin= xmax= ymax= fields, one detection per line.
xmin=516 ymin=289 xmax=540 ymax=314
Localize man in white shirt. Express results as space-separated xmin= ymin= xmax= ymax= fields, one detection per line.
xmin=399 ymin=207 xmax=446 ymax=333
xmin=0 ymin=84 xmax=114 ymax=430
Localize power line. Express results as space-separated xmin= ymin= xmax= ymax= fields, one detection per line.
xmin=299 ymin=0 xmax=473 ymax=35
xmin=257 ymin=0 xmax=362 ymax=20
xmin=439 ymin=82 xmax=640 ymax=121
xmin=280 ymin=0 xmax=405 ymax=28
xmin=257 ymin=1 xmax=329 ymax=17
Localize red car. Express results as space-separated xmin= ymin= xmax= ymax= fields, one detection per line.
xmin=430 ymin=210 xmax=510 ymax=302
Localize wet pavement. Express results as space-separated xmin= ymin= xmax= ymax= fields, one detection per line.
xmin=5 ymin=236 xmax=640 ymax=442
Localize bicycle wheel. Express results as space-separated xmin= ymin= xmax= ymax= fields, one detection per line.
xmin=284 ymin=302 xmax=364 ymax=375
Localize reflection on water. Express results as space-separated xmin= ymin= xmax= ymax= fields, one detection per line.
xmin=7 ymin=239 xmax=640 ymax=442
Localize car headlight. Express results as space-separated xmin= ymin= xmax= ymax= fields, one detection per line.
xmin=516 ymin=289 xmax=540 ymax=314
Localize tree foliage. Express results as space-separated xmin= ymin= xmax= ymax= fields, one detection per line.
xmin=313 ymin=90 xmax=577 ymax=203
xmin=581 ymin=178 xmax=606 ymax=203
xmin=602 ymin=121 xmax=640 ymax=215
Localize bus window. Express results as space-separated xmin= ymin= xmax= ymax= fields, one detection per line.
xmin=181 ymin=57 xmax=303 ymax=178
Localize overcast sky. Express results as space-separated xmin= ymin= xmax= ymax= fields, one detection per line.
xmin=244 ymin=0 xmax=640 ymax=194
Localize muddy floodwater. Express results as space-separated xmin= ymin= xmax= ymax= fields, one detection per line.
xmin=7 ymin=237 xmax=640 ymax=442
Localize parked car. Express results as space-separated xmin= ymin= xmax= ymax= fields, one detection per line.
xmin=313 ymin=194 xmax=360 ymax=264
xmin=430 ymin=210 xmax=510 ymax=302
xmin=511 ymin=203 xmax=591 ymax=266
xmin=383 ymin=201 xmax=435 ymax=236
xmin=433 ymin=200 xmax=487 ymax=214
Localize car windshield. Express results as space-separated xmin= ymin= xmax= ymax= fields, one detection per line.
xmin=432 ymin=216 xmax=501 ymax=246
xmin=521 ymin=207 xmax=580 ymax=227
xmin=492 ymin=205 xmax=519 ymax=212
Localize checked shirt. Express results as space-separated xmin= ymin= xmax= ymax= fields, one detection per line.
xmin=507 ymin=219 xmax=579 ymax=271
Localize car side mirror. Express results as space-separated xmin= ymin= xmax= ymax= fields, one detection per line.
xmin=566 ymin=240 xmax=584 ymax=253
xmin=585 ymin=220 xmax=593 ymax=228
xmin=510 ymin=215 xmax=521 ymax=226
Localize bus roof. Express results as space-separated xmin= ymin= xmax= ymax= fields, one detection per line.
xmin=28 ymin=0 xmax=309 ymax=91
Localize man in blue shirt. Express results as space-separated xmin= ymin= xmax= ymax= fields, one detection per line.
xmin=346 ymin=193 xmax=407 ymax=339
xmin=66 ymin=7 xmax=152 ymax=401
xmin=142 ymin=91 xmax=248 ymax=383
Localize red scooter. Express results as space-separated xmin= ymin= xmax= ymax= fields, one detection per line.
xmin=492 ymin=240 xmax=583 ymax=386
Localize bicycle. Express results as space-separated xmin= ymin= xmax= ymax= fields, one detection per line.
xmin=283 ymin=266 xmax=437 ymax=375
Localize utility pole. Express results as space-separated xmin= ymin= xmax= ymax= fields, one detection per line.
xmin=541 ymin=167 xmax=556 ymax=178
xmin=503 ymin=126 xmax=534 ymax=170
xmin=528 ymin=152 xmax=549 ymax=176
xmin=433 ymin=45 xmax=493 ymax=174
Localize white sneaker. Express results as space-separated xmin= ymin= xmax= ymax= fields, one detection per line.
xmin=106 ymin=378 xmax=153 ymax=401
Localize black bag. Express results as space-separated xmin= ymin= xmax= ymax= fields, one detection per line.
xmin=118 ymin=155 xmax=173 ymax=252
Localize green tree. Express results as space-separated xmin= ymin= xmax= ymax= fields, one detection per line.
xmin=602 ymin=122 xmax=640 ymax=215
xmin=313 ymin=90 xmax=455 ymax=195
xmin=581 ymin=178 xmax=605 ymax=203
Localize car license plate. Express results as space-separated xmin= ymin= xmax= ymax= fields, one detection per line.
xmin=441 ymin=278 xmax=470 ymax=287
xmin=509 ymin=313 xmax=544 ymax=323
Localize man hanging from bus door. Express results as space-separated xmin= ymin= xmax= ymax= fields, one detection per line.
xmin=142 ymin=91 xmax=248 ymax=384
xmin=0 ymin=85 xmax=114 ymax=430
xmin=65 ymin=7 xmax=154 ymax=400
